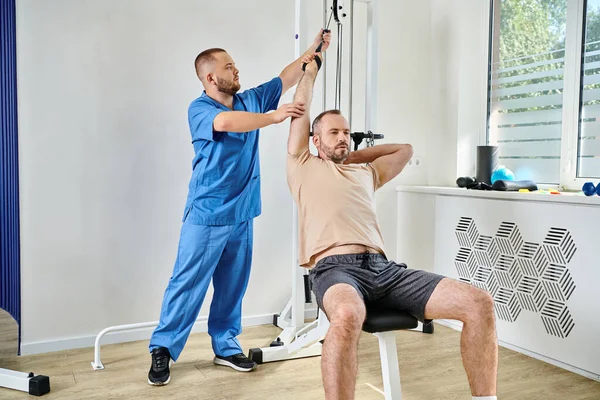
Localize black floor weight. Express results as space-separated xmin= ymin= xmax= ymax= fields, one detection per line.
xmin=423 ymin=320 xmax=434 ymax=334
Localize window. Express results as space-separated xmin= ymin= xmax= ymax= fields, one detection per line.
xmin=578 ymin=0 xmax=600 ymax=177
xmin=487 ymin=0 xmax=600 ymax=189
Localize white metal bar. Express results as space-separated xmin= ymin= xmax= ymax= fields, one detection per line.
xmin=294 ymin=318 xmax=320 ymax=338
xmin=276 ymin=316 xmax=293 ymax=331
xmin=276 ymin=299 xmax=293 ymax=329
xmin=349 ymin=0 xmax=354 ymax=129
xmin=275 ymin=327 xmax=297 ymax=346
xmin=323 ymin=0 xmax=328 ymax=109
xmin=289 ymin=311 xmax=329 ymax=354
xmin=258 ymin=342 xmax=323 ymax=363
xmin=249 ymin=313 xmax=328 ymax=363
xmin=91 ymin=317 xmax=208 ymax=370
xmin=374 ymin=332 xmax=402 ymax=400
xmin=288 ymin=322 xmax=328 ymax=354
xmin=365 ymin=0 xmax=379 ymax=134
xmin=560 ymin=0 xmax=586 ymax=190
xmin=292 ymin=0 xmax=304 ymax=331
xmin=480 ymin=0 xmax=494 ymax=148
xmin=0 ymin=368 xmax=30 ymax=393
xmin=295 ymin=0 xmax=301 ymax=59
xmin=267 ymin=0 xmax=324 ymax=356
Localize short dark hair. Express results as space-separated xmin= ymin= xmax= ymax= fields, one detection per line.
xmin=312 ymin=109 xmax=342 ymax=135
xmin=194 ymin=48 xmax=226 ymax=77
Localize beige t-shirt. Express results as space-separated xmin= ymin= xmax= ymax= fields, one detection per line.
xmin=286 ymin=146 xmax=386 ymax=266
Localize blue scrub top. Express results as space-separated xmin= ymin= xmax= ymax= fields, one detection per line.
xmin=183 ymin=77 xmax=282 ymax=226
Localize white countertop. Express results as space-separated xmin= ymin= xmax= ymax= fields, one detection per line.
xmin=395 ymin=185 xmax=600 ymax=206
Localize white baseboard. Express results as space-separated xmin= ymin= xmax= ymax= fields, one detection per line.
xmin=435 ymin=319 xmax=600 ymax=383
xmin=20 ymin=308 xmax=319 ymax=356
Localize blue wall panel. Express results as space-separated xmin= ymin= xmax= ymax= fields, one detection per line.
xmin=0 ymin=0 xmax=21 ymax=352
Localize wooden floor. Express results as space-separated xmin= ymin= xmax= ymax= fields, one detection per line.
xmin=1 ymin=311 xmax=599 ymax=399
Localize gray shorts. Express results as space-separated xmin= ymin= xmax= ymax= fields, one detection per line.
xmin=309 ymin=253 xmax=445 ymax=322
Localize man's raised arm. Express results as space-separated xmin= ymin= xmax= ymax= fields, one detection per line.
xmin=288 ymin=56 xmax=321 ymax=155
xmin=344 ymin=143 xmax=414 ymax=187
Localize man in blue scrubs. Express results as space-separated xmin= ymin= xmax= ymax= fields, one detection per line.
xmin=148 ymin=30 xmax=331 ymax=386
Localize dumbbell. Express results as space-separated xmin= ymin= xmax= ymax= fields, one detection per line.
xmin=456 ymin=176 xmax=476 ymax=188
xmin=582 ymin=182 xmax=600 ymax=196
xmin=456 ymin=176 xmax=492 ymax=191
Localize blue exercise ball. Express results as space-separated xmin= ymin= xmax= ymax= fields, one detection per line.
xmin=491 ymin=165 xmax=515 ymax=184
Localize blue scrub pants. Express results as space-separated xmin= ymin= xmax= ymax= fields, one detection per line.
xmin=149 ymin=220 xmax=253 ymax=361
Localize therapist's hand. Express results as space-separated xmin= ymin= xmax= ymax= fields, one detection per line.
xmin=270 ymin=103 xmax=306 ymax=124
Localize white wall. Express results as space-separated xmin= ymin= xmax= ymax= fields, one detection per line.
xmin=374 ymin=0 xmax=433 ymax=261
xmin=378 ymin=0 xmax=490 ymax=188
xmin=17 ymin=0 xmax=296 ymax=350
xmin=14 ymin=0 xmax=492 ymax=351
xmin=375 ymin=0 xmax=490 ymax=263
xmin=451 ymin=0 xmax=491 ymax=180
xmin=370 ymin=0 xmax=490 ymax=262
xmin=429 ymin=0 xmax=491 ymax=185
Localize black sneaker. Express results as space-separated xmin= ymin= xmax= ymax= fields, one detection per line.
xmin=148 ymin=347 xmax=171 ymax=386
xmin=213 ymin=353 xmax=257 ymax=372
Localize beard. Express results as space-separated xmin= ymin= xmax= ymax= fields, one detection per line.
xmin=320 ymin=142 xmax=349 ymax=163
xmin=216 ymin=76 xmax=240 ymax=96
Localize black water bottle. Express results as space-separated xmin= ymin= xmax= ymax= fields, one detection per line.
xmin=476 ymin=145 xmax=499 ymax=185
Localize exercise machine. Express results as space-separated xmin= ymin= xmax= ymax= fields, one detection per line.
xmin=248 ymin=0 xmax=434 ymax=375
xmin=248 ymin=4 xmax=433 ymax=399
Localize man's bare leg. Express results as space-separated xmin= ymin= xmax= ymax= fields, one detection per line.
xmin=424 ymin=278 xmax=498 ymax=397
xmin=321 ymin=283 xmax=366 ymax=400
